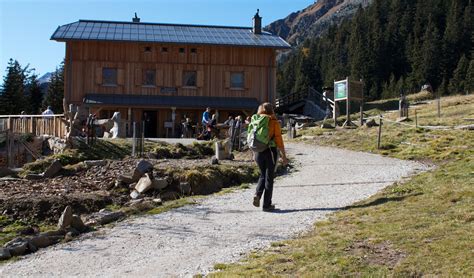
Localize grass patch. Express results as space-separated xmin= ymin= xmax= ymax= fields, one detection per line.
xmin=211 ymin=94 xmax=474 ymax=277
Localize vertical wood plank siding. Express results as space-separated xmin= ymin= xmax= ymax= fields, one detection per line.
xmin=66 ymin=41 xmax=277 ymax=105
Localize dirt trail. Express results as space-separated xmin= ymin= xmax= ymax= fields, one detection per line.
xmin=0 ymin=143 xmax=426 ymax=277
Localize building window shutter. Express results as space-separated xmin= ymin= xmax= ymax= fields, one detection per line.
xmin=135 ymin=68 xmax=142 ymax=86
xmin=197 ymin=70 xmax=204 ymax=87
xmin=156 ymin=69 xmax=163 ymax=87
xmin=176 ymin=69 xmax=182 ymax=87
xmin=244 ymin=71 xmax=252 ymax=89
xmin=95 ymin=67 xmax=102 ymax=84
xmin=117 ymin=69 xmax=125 ymax=85
xmin=225 ymin=71 xmax=230 ymax=88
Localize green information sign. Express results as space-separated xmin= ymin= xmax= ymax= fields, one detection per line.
xmin=335 ymin=81 xmax=348 ymax=100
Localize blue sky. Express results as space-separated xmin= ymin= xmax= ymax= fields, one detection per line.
xmin=0 ymin=0 xmax=312 ymax=78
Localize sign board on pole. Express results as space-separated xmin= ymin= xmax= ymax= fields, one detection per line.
xmin=334 ymin=78 xmax=363 ymax=101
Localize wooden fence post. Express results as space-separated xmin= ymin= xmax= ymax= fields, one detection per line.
xmin=415 ymin=110 xmax=418 ymax=128
xmin=377 ymin=116 xmax=383 ymax=150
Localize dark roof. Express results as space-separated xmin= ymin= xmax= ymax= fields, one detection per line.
xmin=51 ymin=20 xmax=291 ymax=49
xmin=83 ymin=94 xmax=260 ymax=110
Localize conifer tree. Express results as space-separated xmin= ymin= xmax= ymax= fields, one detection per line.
xmin=0 ymin=59 xmax=28 ymax=115
xmin=448 ymin=55 xmax=469 ymax=94
xmin=27 ymin=73 xmax=43 ymax=114
xmin=42 ymin=62 xmax=64 ymax=113
xmin=465 ymin=59 xmax=474 ymax=93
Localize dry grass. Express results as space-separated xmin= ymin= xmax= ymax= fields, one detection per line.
xmin=210 ymin=94 xmax=474 ymax=277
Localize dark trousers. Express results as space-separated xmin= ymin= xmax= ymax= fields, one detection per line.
xmin=255 ymin=147 xmax=277 ymax=208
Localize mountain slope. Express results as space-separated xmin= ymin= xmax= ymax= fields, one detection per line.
xmin=266 ymin=0 xmax=371 ymax=45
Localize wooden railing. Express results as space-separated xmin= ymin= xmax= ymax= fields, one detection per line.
xmin=275 ymin=87 xmax=335 ymax=112
xmin=0 ymin=114 xmax=66 ymax=138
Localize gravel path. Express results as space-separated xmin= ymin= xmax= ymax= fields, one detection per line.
xmin=0 ymin=143 xmax=426 ymax=277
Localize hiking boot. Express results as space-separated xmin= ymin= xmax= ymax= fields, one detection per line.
xmin=253 ymin=195 xmax=260 ymax=207
xmin=262 ymin=204 xmax=276 ymax=212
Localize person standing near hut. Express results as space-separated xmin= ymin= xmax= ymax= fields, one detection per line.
xmin=248 ymin=103 xmax=288 ymax=212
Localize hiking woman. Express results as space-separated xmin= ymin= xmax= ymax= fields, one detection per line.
xmin=250 ymin=103 xmax=288 ymax=211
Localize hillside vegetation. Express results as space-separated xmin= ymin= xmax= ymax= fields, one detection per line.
xmin=211 ymin=94 xmax=473 ymax=276
xmin=278 ymin=0 xmax=473 ymax=101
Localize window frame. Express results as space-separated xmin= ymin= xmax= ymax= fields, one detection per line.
xmin=230 ymin=72 xmax=245 ymax=89
xmin=102 ymin=68 xmax=118 ymax=86
xmin=182 ymin=71 xmax=197 ymax=88
xmin=143 ymin=69 xmax=156 ymax=87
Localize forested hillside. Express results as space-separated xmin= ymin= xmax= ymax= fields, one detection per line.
xmin=277 ymin=0 xmax=473 ymax=100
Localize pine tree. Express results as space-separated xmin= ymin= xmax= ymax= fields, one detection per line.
xmin=420 ymin=16 xmax=442 ymax=89
xmin=448 ymin=55 xmax=469 ymax=94
xmin=0 ymin=59 xmax=28 ymax=114
xmin=42 ymin=62 xmax=64 ymax=113
xmin=466 ymin=59 xmax=474 ymax=93
xmin=27 ymin=73 xmax=43 ymax=114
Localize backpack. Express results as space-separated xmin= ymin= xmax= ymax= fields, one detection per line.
xmin=247 ymin=114 xmax=271 ymax=152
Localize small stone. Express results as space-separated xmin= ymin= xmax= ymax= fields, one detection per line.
xmin=118 ymin=175 xmax=135 ymax=184
xmin=211 ymin=156 xmax=219 ymax=165
xmin=57 ymin=205 xmax=73 ymax=230
xmin=71 ymin=215 xmax=87 ymax=233
xmin=0 ymin=248 xmax=11 ymax=260
xmin=43 ymin=160 xmax=63 ymax=178
xmin=132 ymin=160 xmax=153 ymax=181
xmin=160 ymin=191 xmax=180 ymax=201
xmin=130 ymin=190 xmax=141 ymax=199
xmin=129 ymin=182 xmax=137 ymax=189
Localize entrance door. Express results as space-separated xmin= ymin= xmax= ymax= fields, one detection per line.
xmin=143 ymin=111 xmax=158 ymax=138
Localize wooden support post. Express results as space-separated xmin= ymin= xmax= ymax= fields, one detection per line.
xmin=437 ymin=97 xmax=441 ymax=118
xmin=132 ymin=122 xmax=136 ymax=157
xmin=377 ymin=116 xmax=383 ymax=150
xmin=360 ymin=100 xmax=364 ymax=127
xmin=415 ymin=110 xmax=418 ymax=128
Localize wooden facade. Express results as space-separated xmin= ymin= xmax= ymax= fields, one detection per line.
xmin=63 ymin=41 xmax=279 ymax=137
xmin=65 ymin=42 xmax=277 ymax=104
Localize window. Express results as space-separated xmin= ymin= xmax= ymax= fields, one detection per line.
xmin=179 ymin=47 xmax=185 ymax=54
xmin=102 ymin=68 xmax=117 ymax=85
xmin=143 ymin=70 xmax=156 ymax=86
xmin=161 ymin=47 xmax=168 ymax=53
xmin=182 ymin=71 xmax=197 ymax=87
xmin=144 ymin=46 xmax=152 ymax=52
xmin=190 ymin=48 xmax=197 ymax=54
xmin=230 ymin=72 xmax=245 ymax=89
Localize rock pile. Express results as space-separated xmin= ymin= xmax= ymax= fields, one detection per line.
xmin=117 ymin=159 xmax=172 ymax=200
xmin=0 ymin=206 xmax=89 ymax=260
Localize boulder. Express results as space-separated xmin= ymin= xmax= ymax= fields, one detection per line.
xmin=71 ymin=215 xmax=87 ymax=233
xmin=0 ymin=248 xmax=11 ymax=260
xmin=179 ymin=182 xmax=191 ymax=195
xmin=40 ymin=229 xmax=66 ymax=238
xmin=5 ymin=238 xmax=28 ymax=256
xmin=135 ymin=174 xmax=154 ymax=193
xmin=132 ymin=160 xmax=153 ymax=180
xmin=152 ymin=178 xmax=168 ymax=190
xmin=29 ymin=235 xmax=52 ymax=249
xmin=57 ymin=206 xmax=73 ymax=230
xmin=43 ymin=160 xmax=62 ymax=178
xmin=27 ymin=241 xmax=38 ymax=253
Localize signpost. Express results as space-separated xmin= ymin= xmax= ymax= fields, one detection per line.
xmin=333 ymin=77 xmax=364 ymax=127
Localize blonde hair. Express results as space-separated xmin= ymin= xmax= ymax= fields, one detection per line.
xmin=257 ymin=102 xmax=274 ymax=115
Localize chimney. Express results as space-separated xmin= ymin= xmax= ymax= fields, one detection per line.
xmin=132 ymin=12 xmax=140 ymax=23
xmin=252 ymin=9 xmax=262 ymax=34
